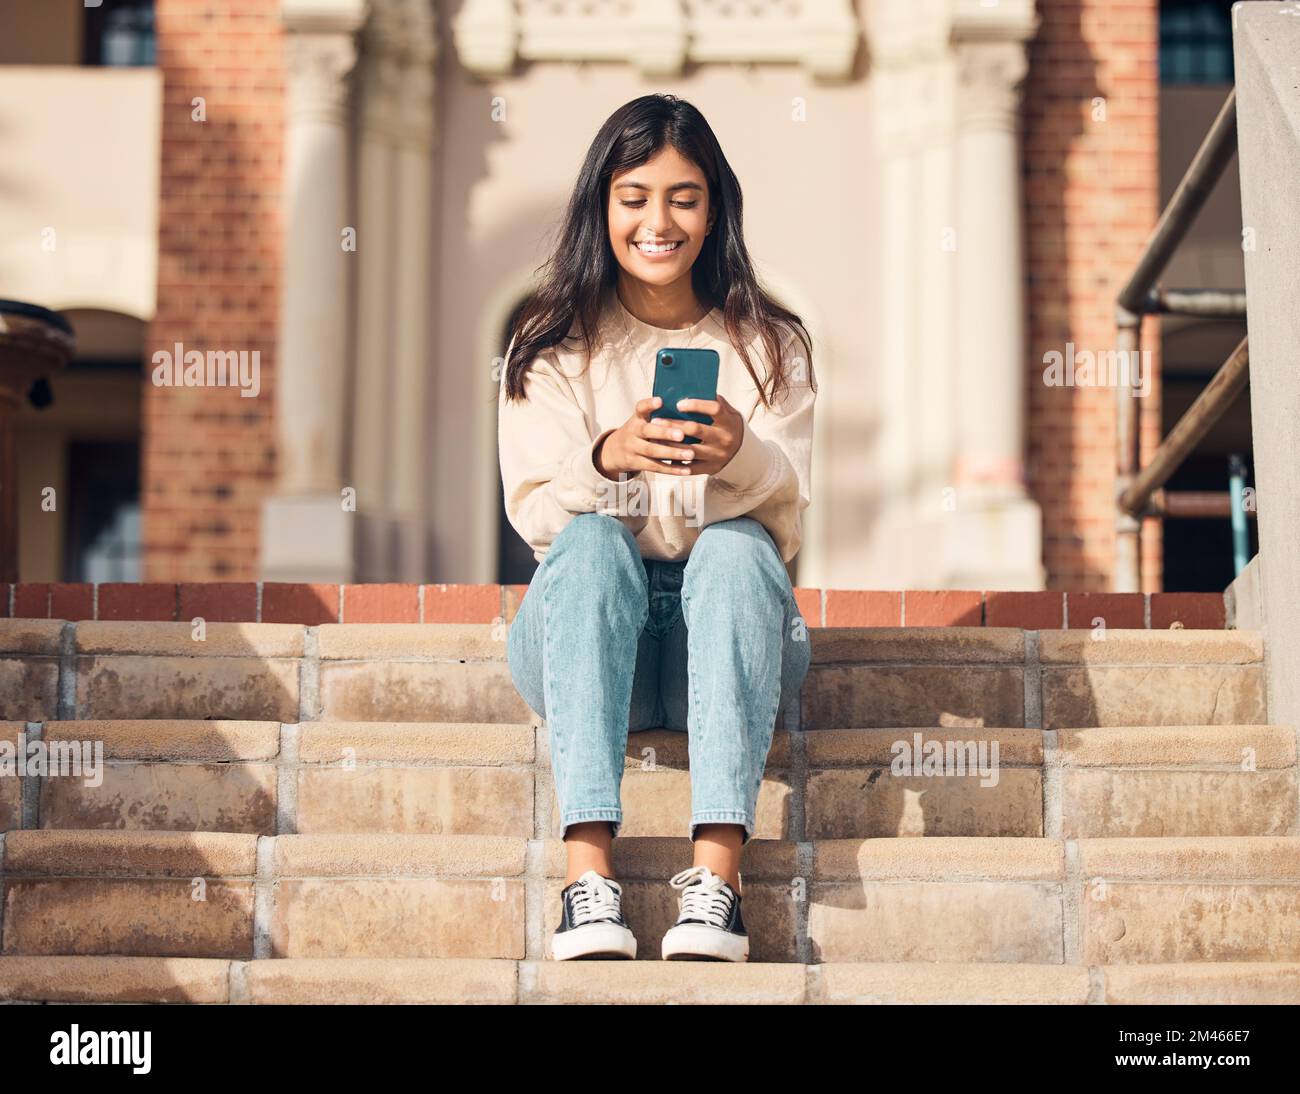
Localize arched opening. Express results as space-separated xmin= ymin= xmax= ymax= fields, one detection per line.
xmin=494 ymin=298 xmax=539 ymax=586
xmin=13 ymin=308 xmax=144 ymax=580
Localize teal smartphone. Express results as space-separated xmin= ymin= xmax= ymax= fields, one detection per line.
xmin=650 ymin=347 xmax=720 ymax=466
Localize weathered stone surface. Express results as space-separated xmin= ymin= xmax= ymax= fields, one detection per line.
xmin=40 ymin=761 xmax=278 ymax=834
xmin=75 ymin=622 xmax=305 ymax=658
xmin=804 ymin=666 xmax=1025 ymax=728
xmin=0 ymin=956 xmax=232 ymax=1003
xmin=1042 ymin=665 xmax=1266 ymax=728
xmin=317 ymin=661 xmax=529 ymax=723
xmin=2 ymin=878 xmax=255 ymax=957
xmin=270 ymin=878 xmax=525 ymax=959
xmin=297 ymin=766 xmax=533 ymax=836
xmin=0 ymin=658 xmax=59 ymax=721
xmin=810 ymin=627 xmax=1025 ymax=664
xmin=245 ymin=957 xmax=516 ymax=1004
xmin=75 ymin=655 xmax=300 ymax=721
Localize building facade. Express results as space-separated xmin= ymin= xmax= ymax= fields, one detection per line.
xmin=1 ymin=0 xmax=1250 ymax=593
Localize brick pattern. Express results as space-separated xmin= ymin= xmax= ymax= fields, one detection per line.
xmin=1 ymin=583 xmax=1227 ymax=628
xmin=1022 ymin=0 xmax=1163 ymax=592
xmin=143 ymin=0 xmax=285 ymax=581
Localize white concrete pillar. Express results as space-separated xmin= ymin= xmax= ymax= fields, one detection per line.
xmin=953 ymin=39 xmax=1029 ymax=497
xmin=351 ymin=8 xmax=403 ymax=523
xmin=1234 ymin=3 xmax=1300 ymax=728
xmin=389 ymin=14 xmax=436 ymax=545
xmin=944 ymin=0 xmax=1045 ymax=589
xmin=349 ymin=0 xmax=436 ymax=580
xmin=864 ymin=0 xmax=959 ymax=587
xmin=875 ymin=80 xmax=921 ymax=587
xmin=261 ymin=0 xmax=365 ymax=582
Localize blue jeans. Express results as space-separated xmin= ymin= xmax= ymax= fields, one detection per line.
xmin=506 ymin=512 xmax=812 ymax=845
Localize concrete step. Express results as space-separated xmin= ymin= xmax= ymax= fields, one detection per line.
xmin=0 ymin=621 xmax=1267 ymax=727
xmin=5 ymin=720 xmax=1295 ymax=840
xmin=2 ymin=955 xmax=1299 ymax=1004
xmin=3 ymin=831 xmax=1298 ymax=965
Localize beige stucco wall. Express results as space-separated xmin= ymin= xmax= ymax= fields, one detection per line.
xmin=0 ymin=67 xmax=161 ymax=321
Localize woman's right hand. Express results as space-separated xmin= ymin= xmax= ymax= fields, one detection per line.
xmin=595 ymin=396 xmax=699 ymax=478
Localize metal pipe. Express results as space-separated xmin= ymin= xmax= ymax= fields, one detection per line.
xmin=1113 ymin=312 xmax=1142 ymax=592
xmin=1145 ymin=490 xmax=1258 ymax=519
xmin=1119 ymin=335 xmax=1250 ymax=515
xmin=1111 ymin=87 xmax=1240 ymax=594
xmin=1117 ymin=89 xmax=1238 ymax=313
xmin=1145 ymin=287 xmax=1248 ymax=317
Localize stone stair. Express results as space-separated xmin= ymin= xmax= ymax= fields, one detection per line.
xmin=0 ymin=618 xmax=1297 ymax=1004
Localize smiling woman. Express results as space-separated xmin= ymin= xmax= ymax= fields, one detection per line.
xmin=495 ymin=92 xmax=817 ymax=965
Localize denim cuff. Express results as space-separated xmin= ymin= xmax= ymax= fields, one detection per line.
xmin=689 ymin=811 xmax=754 ymax=845
xmin=559 ymin=809 xmax=623 ymax=841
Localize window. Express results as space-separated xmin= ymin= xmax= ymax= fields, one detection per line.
xmin=63 ymin=441 xmax=142 ymax=582
xmin=1160 ymin=0 xmax=1235 ymax=84
xmin=83 ymin=0 xmax=155 ymax=67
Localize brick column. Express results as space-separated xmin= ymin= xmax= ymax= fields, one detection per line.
xmin=146 ymin=0 xmax=285 ymax=581
xmin=1022 ymin=0 xmax=1161 ymax=591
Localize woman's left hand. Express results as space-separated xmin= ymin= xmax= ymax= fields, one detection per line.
xmin=659 ymin=393 xmax=744 ymax=477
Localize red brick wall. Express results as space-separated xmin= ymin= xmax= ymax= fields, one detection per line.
xmin=144 ymin=0 xmax=284 ymax=580
xmin=1023 ymin=0 xmax=1163 ymax=591
xmin=2 ymin=580 xmax=1228 ymax=628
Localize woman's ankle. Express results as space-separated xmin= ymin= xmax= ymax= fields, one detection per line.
xmin=564 ymin=819 xmax=616 ymax=883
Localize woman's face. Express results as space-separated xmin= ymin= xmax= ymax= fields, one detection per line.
xmin=607 ymin=145 xmax=714 ymax=291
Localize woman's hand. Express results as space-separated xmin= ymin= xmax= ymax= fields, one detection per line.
xmin=596 ymin=393 xmax=745 ymax=479
xmin=595 ymin=396 xmax=701 ymax=478
xmin=655 ymin=393 xmax=744 ymax=477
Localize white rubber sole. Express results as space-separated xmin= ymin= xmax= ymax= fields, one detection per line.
xmin=548 ymin=921 xmax=638 ymax=961
xmin=661 ymin=923 xmax=750 ymax=962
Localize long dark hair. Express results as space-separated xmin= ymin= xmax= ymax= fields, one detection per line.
xmin=501 ymin=93 xmax=815 ymax=410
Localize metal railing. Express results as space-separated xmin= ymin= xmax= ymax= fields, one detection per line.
xmin=1112 ymin=88 xmax=1252 ymax=592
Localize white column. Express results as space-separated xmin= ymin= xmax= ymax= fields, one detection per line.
xmin=349 ymin=0 xmax=436 ymax=580
xmin=388 ymin=10 xmax=436 ymax=572
xmin=944 ymin=1 xmax=1045 ymax=590
xmin=351 ymin=8 xmax=403 ymax=526
xmin=864 ymin=0 xmax=957 ymax=587
xmin=874 ymin=71 xmax=921 ymax=587
xmin=261 ymin=0 xmax=365 ymax=582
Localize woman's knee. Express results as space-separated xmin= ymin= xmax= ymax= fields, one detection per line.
xmin=557 ymin=510 xmax=635 ymax=545
xmin=689 ymin=517 xmax=787 ymax=588
xmin=545 ymin=513 xmax=646 ymax=595
xmin=694 ymin=516 xmax=776 ymax=559
xmin=550 ymin=512 xmax=639 ymax=562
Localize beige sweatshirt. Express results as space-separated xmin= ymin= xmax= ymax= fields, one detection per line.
xmin=497 ymin=287 xmax=816 ymax=565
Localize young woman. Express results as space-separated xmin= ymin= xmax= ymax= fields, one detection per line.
xmin=497 ymin=93 xmax=816 ymax=962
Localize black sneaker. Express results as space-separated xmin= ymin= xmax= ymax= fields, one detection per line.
xmin=661 ymin=865 xmax=749 ymax=961
xmin=548 ymin=869 xmax=637 ymax=960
